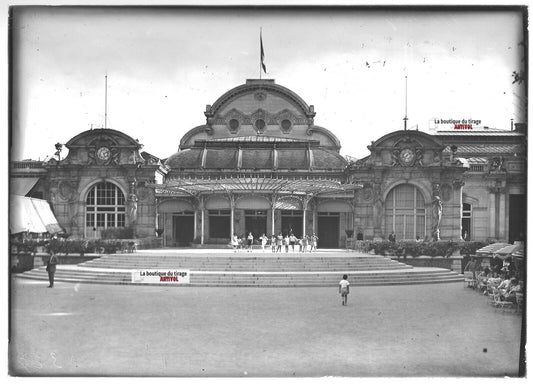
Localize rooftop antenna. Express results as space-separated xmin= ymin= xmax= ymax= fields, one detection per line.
xmin=403 ymin=75 xmax=408 ymax=131
xmin=104 ymin=72 xmax=108 ymax=129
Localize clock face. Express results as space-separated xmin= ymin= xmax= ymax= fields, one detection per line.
xmin=400 ymin=148 xmax=414 ymax=165
xmin=97 ymin=146 xmax=111 ymax=161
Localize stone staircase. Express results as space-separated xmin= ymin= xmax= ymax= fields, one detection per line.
xmin=15 ymin=250 xmax=463 ymax=287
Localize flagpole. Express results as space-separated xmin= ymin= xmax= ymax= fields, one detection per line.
xmin=259 ymin=27 xmax=262 ymax=80
xmin=105 ymin=72 xmax=108 ymax=129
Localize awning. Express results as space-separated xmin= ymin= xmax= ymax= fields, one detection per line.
xmin=475 ymin=243 xmax=510 ymax=256
xmin=10 ymin=177 xmax=39 ymax=196
xmin=512 ymin=249 xmax=524 ymax=259
xmin=153 ymin=176 xmax=362 ymax=197
xmin=10 ymin=196 xmax=63 ymax=234
xmin=495 ymin=243 xmax=523 ymax=256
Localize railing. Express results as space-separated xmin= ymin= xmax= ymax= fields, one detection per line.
xmin=12 ymin=161 xmax=45 ymax=169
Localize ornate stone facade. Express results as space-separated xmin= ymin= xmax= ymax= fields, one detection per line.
xmin=10 ymin=80 xmax=526 ymax=246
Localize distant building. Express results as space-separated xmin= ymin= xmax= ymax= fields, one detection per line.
xmin=10 ymin=79 xmax=526 ymax=246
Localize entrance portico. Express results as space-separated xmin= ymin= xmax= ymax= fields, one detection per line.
xmin=154 ymin=176 xmax=361 ymax=245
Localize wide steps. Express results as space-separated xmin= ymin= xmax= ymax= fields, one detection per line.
xmin=81 ymin=255 xmax=413 ymax=272
xmin=17 ymin=268 xmax=462 ymax=287
xmin=14 ymin=251 xmax=463 ymax=286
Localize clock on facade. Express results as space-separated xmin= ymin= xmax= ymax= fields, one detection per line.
xmin=399 ymin=148 xmax=415 ymax=166
xmin=97 ymin=146 xmax=111 ymax=161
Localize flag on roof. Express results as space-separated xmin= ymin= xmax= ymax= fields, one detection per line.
xmin=260 ymin=30 xmax=267 ymax=74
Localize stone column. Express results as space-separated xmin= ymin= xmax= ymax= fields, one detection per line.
xmin=270 ymin=194 xmax=277 ymax=235
xmin=452 ymin=180 xmax=465 ymax=241
xmin=302 ymin=195 xmax=312 ymax=237
xmin=488 ymin=191 xmax=496 ymax=239
xmin=372 ymin=183 xmax=384 ymax=239
xmin=312 ymin=205 xmax=317 ymax=235
xmin=499 ymin=191 xmax=509 ymax=242
xmin=488 ymin=184 xmax=505 ymax=241
xmin=230 ymin=194 xmax=235 ymax=238
xmin=163 ymin=211 xmax=167 ymax=247
xmin=200 ymin=196 xmax=205 ymax=245
xmin=193 ymin=210 xmax=198 ymax=240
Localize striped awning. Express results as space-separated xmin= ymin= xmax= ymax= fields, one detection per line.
xmin=475 ymin=243 xmax=511 ymax=255
xmin=153 ymin=176 xmax=362 ymax=197
xmin=495 ymin=243 xmax=523 ymax=256
xmin=467 ymin=157 xmax=488 ymax=165
xmin=10 ymin=196 xmax=63 ymax=234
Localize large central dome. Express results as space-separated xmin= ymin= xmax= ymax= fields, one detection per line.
xmin=177 ymin=79 xmax=341 ymax=151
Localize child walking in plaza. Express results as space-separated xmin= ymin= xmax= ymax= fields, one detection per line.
xmin=339 ymin=274 xmax=350 ymax=306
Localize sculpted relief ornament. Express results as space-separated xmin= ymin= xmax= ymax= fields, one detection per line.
xmin=88 ymin=144 xmax=119 ymax=165
xmin=391 ymin=147 xmax=424 ymax=167
xmin=58 ymin=180 xmax=78 ymax=201
xmin=432 ymin=196 xmax=443 ymax=241
xmin=129 ymin=193 xmax=138 ymax=223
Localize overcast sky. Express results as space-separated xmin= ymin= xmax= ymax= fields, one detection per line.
xmin=10 ymin=6 xmax=526 ymax=161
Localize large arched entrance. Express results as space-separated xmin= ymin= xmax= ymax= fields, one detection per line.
xmin=85 ymin=182 xmax=126 ymax=239
xmin=384 ymin=184 xmax=426 ymax=241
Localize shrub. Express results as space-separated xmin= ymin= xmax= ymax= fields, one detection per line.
xmin=101 ymin=226 xmax=134 ymax=239
xmin=459 ymin=241 xmax=490 ymax=255
xmin=364 ymin=240 xmax=477 ymax=258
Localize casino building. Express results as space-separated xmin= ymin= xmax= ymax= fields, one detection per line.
xmin=10 ymin=79 xmax=526 ymax=248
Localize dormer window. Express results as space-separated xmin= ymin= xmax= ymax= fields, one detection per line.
xmin=281 ymin=119 xmax=292 ymax=132
xmin=228 ymin=119 xmax=240 ymax=133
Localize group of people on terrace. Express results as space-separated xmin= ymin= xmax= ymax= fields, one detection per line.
xmin=464 ymin=256 xmax=523 ymax=307
xmin=231 ymin=232 xmax=319 ymax=253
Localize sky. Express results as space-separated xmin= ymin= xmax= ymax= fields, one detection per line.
xmin=10 ymin=6 xmax=527 ymax=161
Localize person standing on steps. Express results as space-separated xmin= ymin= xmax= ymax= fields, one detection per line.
xmin=276 ymin=233 xmax=283 ymax=253
xmin=310 ymin=233 xmax=318 ymax=252
xmin=247 ymin=232 xmax=254 ymax=252
xmin=289 ymin=233 xmax=297 ymax=252
xmin=260 ymin=233 xmax=268 ymax=252
xmin=231 ymin=233 xmax=239 ymax=252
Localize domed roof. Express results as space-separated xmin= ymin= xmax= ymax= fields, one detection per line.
xmin=178 ymin=79 xmax=341 ymax=151
xmin=165 ymin=136 xmax=347 ymax=171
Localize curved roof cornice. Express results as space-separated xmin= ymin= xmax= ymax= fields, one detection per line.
xmin=206 ymin=79 xmax=316 ymax=121
xmin=179 ymin=125 xmax=212 ymax=149
xmin=369 ymin=130 xmax=444 ymax=150
xmin=65 ymin=128 xmax=143 ymax=148
xmin=307 ymin=125 xmax=341 ymax=149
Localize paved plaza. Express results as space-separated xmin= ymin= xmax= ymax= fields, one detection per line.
xmin=9 ymin=278 xmax=524 ymax=377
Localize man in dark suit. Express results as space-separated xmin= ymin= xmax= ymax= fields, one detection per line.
xmin=46 ymin=253 xmax=58 ymax=288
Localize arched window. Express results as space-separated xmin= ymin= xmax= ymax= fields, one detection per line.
xmin=86 ymin=182 xmax=126 ymax=237
xmin=385 ymin=184 xmax=426 ymax=240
